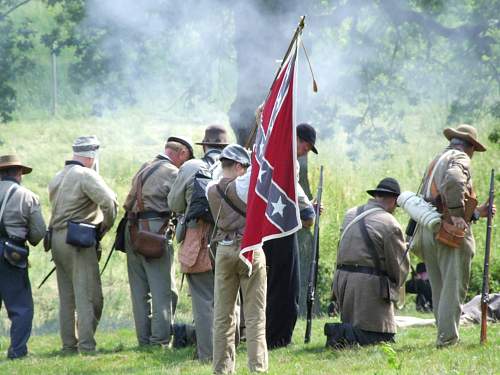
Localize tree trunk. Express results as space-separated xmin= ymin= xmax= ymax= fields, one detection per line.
xmin=229 ymin=1 xmax=302 ymax=145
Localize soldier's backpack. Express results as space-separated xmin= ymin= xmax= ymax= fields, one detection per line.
xmin=185 ymin=156 xmax=220 ymax=223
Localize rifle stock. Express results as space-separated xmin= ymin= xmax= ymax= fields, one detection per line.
xmin=480 ymin=169 xmax=495 ymax=344
xmin=305 ymin=165 xmax=323 ymax=344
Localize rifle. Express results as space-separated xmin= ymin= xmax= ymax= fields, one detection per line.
xmin=304 ymin=165 xmax=323 ymax=344
xmin=480 ymin=169 xmax=495 ymax=344
xmin=38 ymin=265 xmax=56 ymax=289
xmin=100 ymin=244 xmax=115 ymax=276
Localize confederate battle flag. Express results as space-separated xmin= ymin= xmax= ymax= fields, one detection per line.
xmin=240 ymin=42 xmax=301 ymax=273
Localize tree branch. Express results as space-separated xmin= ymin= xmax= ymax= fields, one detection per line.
xmin=0 ymin=0 xmax=33 ymax=20
xmin=378 ymin=0 xmax=489 ymax=44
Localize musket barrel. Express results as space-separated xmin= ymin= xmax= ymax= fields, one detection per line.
xmin=304 ymin=165 xmax=323 ymax=343
xmin=480 ymin=168 xmax=495 ymax=344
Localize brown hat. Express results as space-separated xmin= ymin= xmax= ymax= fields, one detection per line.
xmin=443 ymin=124 xmax=486 ymax=152
xmin=196 ymin=124 xmax=229 ymax=146
xmin=0 ymin=155 xmax=32 ymax=175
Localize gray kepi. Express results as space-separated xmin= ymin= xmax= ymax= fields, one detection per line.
xmin=220 ymin=144 xmax=251 ymax=166
xmin=73 ymin=135 xmax=100 ymax=172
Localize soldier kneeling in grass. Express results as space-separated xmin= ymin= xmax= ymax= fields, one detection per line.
xmin=325 ymin=178 xmax=410 ymax=348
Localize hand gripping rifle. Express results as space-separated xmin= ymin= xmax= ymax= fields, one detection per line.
xmin=304 ymin=165 xmax=323 ymax=344
xmin=480 ymin=169 xmax=495 ymax=344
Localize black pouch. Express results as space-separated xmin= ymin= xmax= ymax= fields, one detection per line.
xmin=2 ymin=240 xmax=29 ymax=269
xmin=43 ymin=228 xmax=52 ymax=252
xmin=380 ymin=276 xmax=399 ymax=303
xmin=66 ymin=221 xmax=97 ymax=248
xmin=113 ymin=215 xmax=127 ymax=252
xmin=405 ymin=218 xmax=417 ymax=237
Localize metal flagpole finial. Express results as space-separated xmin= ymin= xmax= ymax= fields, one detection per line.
xmin=299 ymin=15 xmax=306 ymax=30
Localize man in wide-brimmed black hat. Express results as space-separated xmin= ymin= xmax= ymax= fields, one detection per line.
xmin=0 ymin=155 xmax=46 ymax=359
xmin=168 ymin=124 xmax=229 ymax=361
xmin=418 ymin=124 xmax=496 ymax=348
xmin=325 ymin=177 xmax=409 ymax=348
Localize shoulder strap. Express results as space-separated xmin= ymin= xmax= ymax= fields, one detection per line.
xmin=339 ymin=206 xmax=383 ymax=244
xmin=0 ymin=184 xmax=19 ymax=237
xmin=216 ymin=183 xmax=246 ymax=217
xmin=358 ymin=206 xmax=383 ymax=274
xmin=134 ymin=160 xmax=166 ymax=213
xmin=424 ymin=149 xmax=454 ymax=198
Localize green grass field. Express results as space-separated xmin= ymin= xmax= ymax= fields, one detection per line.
xmin=0 ymin=317 xmax=498 ymax=374
xmin=0 ymin=113 xmax=498 ymax=373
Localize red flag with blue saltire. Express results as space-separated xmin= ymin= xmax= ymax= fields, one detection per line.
xmin=240 ymin=40 xmax=301 ymax=274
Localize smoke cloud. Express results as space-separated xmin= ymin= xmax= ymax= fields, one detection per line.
xmin=77 ymin=1 xmax=497 ymax=147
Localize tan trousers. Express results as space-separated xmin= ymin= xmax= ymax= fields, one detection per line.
xmin=419 ymin=226 xmax=474 ymax=347
xmin=125 ymin=220 xmax=178 ymax=346
xmin=213 ymin=243 xmax=268 ymax=374
xmin=51 ymin=229 xmax=103 ymax=352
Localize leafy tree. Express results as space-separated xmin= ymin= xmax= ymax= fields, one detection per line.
xmin=0 ymin=1 xmax=35 ymax=122
xmin=229 ymin=0 xmax=500 ymax=148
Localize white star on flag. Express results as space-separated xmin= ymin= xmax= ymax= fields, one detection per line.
xmin=271 ymin=196 xmax=286 ymax=217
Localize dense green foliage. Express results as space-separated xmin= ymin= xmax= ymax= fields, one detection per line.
xmin=0 ymin=0 xmax=499 ymax=135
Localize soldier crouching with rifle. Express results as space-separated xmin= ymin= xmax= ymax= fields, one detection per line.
xmin=325 ymin=178 xmax=409 ymax=348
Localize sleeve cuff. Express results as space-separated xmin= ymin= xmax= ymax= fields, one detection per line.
xmin=300 ymin=206 xmax=315 ymax=220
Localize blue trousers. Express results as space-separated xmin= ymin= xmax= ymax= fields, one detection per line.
xmin=0 ymin=248 xmax=34 ymax=359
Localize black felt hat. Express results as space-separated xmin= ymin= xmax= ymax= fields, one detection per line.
xmin=196 ymin=124 xmax=229 ymax=146
xmin=297 ymin=123 xmax=318 ymax=154
xmin=367 ymin=177 xmax=401 ymax=197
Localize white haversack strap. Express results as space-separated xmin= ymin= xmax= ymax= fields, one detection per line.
xmin=339 ymin=207 xmax=384 ymax=245
xmin=0 ymin=184 xmax=18 ymax=224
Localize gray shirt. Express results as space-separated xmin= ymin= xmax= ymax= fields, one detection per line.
xmin=0 ymin=178 xmax=46 ymax=245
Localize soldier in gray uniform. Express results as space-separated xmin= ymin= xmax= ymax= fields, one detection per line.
xmin=417 ymin=125 xmax=495 ymax=347
xmin=123 ymin=136 xmax=193 ymax=347
xmin=326 ymin=178 xmax=409 ymax=348
xmin=48 ymin=136 xmax=117 ymax=353
xmin=0 ymin=155 xmax=46 ymax=359
xmin=168 ymin=125 xmax=228 ymax=361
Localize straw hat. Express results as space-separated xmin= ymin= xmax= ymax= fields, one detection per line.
xmin=443 ymin=124 xmax=486 ymax=152
xmin=0 ymin=155 xmax=32 ymax=174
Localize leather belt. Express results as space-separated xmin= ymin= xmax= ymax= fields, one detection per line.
xmin=134 ymin=211 xmax=171 ymax=220
xmin=0 ymin=236 xmax=26 ymax=248
xmin=337 ymin=264 xmax=388 ymax=277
